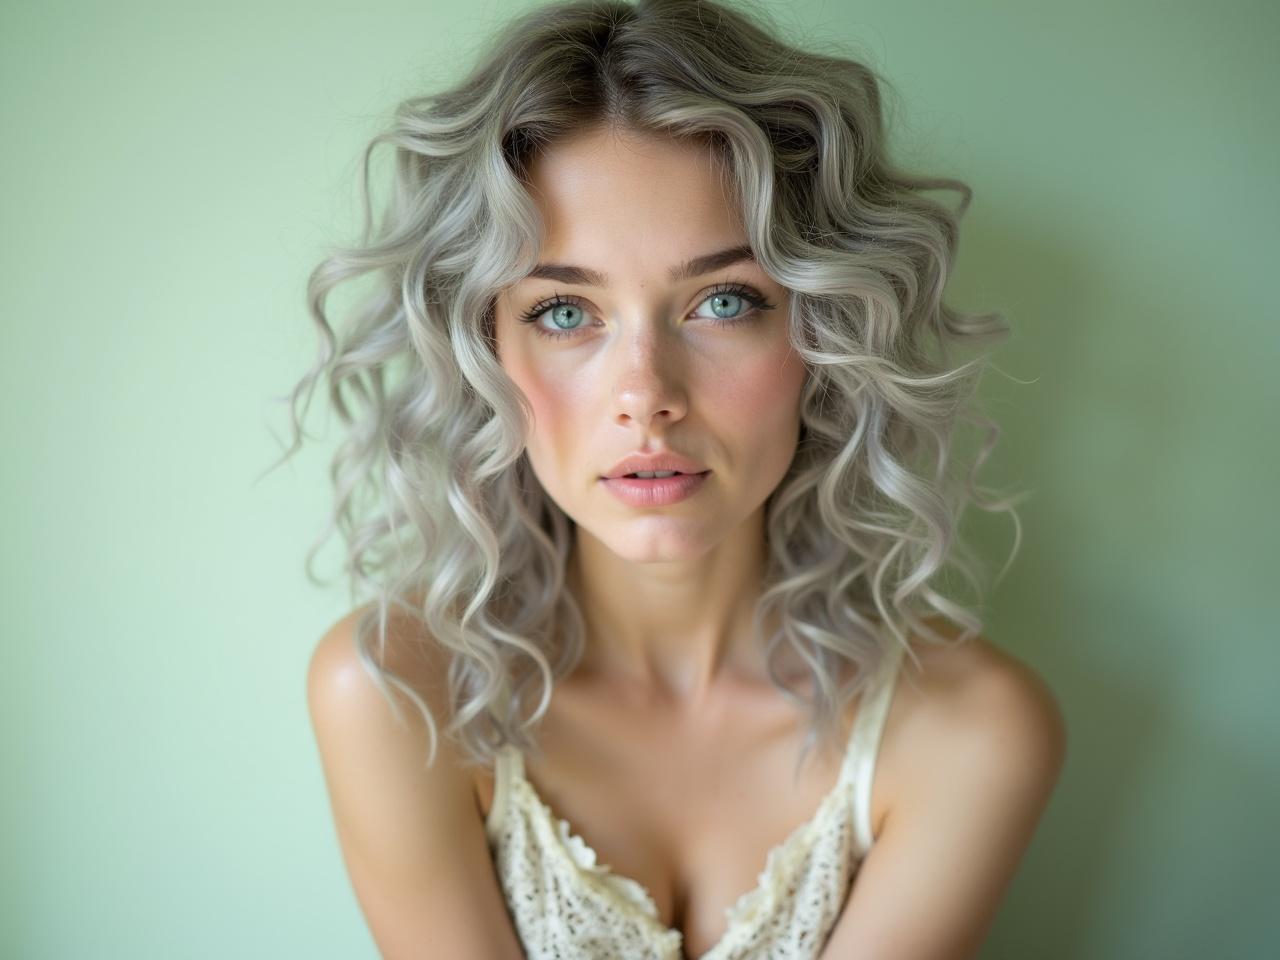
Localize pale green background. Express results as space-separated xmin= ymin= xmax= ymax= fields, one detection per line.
xmin=3 ymin=0 xmax=1276 ymax=957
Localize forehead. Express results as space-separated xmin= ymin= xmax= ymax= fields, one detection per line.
xmin=521 ymin=127 xmax=745 ymax=275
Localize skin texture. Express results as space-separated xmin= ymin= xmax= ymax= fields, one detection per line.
xmin=309 ymin=123 xmax=1067 ymax=959
xmin=494 ymin=124 xmax=808 ymax=707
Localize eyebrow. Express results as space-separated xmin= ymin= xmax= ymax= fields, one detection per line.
xmin=523 ymin=243 xmax=757 ymax=286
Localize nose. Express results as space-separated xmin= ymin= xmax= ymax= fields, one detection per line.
xmin=609 ymin=322 xmax=689 ymax=430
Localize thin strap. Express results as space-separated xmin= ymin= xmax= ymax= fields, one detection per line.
xmin=485 ymin=745 xmax=518 ymax=839
xmin=846 ymin=644 xmax=906 ymax=859
xmin=487 ymin=648 xmax=905 ymax=851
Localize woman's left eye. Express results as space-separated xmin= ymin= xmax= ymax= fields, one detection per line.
xmin=517 ymin=284 xmax=776 ymax=341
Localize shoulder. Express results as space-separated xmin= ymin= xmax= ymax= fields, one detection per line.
xmin=901 ymin=622 xmax=1067 ymax=771
xmin=308 ymin=598 xmax=450 ymax=718
xmin=306 ymin=600 xmax=461 ymax=779
xmin=821 ymin=621 xmax=1068 ymax=956
xmin=305 ymin=604 xmax=527 ymax=959
xmin=873 ymin=617 xmax=1068 ymax=836
xmin=886 ymin=620 xmax=1067 ymax=802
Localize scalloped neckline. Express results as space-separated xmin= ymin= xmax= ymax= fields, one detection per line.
xmin=511 ymin=762 xmax=856 ymax=960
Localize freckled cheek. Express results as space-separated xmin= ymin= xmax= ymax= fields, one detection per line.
xmin=710 ymin=347 xmax=807 ymax=467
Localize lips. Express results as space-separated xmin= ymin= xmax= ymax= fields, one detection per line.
xmin=602 ymin=451 xmax=709 ymax=480
xmin=600 ymin=470 xmax=710 ymax=506
xmin=616 ymin=469 xmax=705 ymax=478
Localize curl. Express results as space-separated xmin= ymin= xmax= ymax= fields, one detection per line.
xmin=261 ymin=0 xmax=1026 ymax=781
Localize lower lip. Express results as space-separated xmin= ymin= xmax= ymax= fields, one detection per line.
xmin=600 ymin=471 xmax=710 ymax=507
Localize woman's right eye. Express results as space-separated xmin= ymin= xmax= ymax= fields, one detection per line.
xmin=518 ymin=297 xmax=588 ymax=340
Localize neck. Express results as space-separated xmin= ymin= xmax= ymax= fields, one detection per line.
xmin=564 ymin=511 xmax=774 ymax=705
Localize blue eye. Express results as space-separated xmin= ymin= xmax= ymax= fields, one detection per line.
xmin=517 ymin=283 xmax=776 ymax=341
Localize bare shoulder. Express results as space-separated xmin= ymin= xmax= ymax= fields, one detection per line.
xmin=306 ymin=603 xmax=524 ymax=960
xmin=307 ymin=601 xmax=451 ymax=723
xmin=822 ymin=619 xmax=1068 ymax=959
xmin=884 ymin=621 xmax=1068 ymax=816
xmin=895 ymin=620 xmax=1068 ymax=771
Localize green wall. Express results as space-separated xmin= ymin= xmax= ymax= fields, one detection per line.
xmin=3 ymin=1 xmax=1275 ymax=956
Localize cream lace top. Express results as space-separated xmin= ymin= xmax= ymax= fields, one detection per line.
xmin=484 ymin=643 xmax=905 ymax=960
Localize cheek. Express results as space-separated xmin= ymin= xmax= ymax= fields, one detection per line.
xmin=709 ymin=346 xmax=807 ymax=458
xmin=505 ymin=357 xmax=589 ymax=464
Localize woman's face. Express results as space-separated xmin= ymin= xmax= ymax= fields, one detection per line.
xmin=493 ymin=126 xmax=807 ymax=562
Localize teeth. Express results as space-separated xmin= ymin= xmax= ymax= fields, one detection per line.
xmin=630 ymin=470 xmax=680 ymax=479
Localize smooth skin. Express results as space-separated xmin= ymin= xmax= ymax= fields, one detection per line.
xmin=493 ymin=124 xmax=808 ymax=702
xmin=307 ymin=125 xmax=1067 ymax=959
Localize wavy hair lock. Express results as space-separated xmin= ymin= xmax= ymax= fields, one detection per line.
xmin=265 ymin=0 xmax=1026 ymax=780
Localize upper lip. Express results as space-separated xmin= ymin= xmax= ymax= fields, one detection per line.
xmin=602 ymin=451 xmax=710 ymax=479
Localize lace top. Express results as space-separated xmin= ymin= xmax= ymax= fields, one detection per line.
xmin=484 ymin=643 xmax=906 ymax=960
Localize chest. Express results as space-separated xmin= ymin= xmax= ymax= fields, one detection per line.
xmin=473 ymin=679 xmax=869 ymax=958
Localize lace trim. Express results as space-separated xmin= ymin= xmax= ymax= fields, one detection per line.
xmin=693 ymin=785 xmax=854 ymax=957
xmin=487 ymin=642 xmax=902 ymax=957
xmin=512 ymin=774 xmax=684 ymax=953
xmin=510 ymin=760 xmax=857 ymax=958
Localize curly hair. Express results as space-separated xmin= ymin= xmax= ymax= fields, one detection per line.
xmin=264 ymin=0 xmax=1026 ymax=781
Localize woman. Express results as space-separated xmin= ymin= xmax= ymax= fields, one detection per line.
xmin=289 ymin=1 xmax=1067 ymax=957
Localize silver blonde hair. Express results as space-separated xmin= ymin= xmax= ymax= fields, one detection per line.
xmin=264 ymin=0 xmax=1026 ymax=779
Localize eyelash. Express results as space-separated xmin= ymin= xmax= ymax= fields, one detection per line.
xmin=517 ymin=282 xmax=776 ymax=341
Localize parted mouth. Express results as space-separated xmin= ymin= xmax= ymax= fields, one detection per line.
xmin=606 ymin=469 xmax=710 ymax=479
xmin=601 ymin=451 xmax=709 ymax=480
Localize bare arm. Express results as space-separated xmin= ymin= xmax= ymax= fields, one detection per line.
xmin=306 ymin=609 xmax=526 ymax=960
xmin=820 ymin=643 xmax=1067 ymax=959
